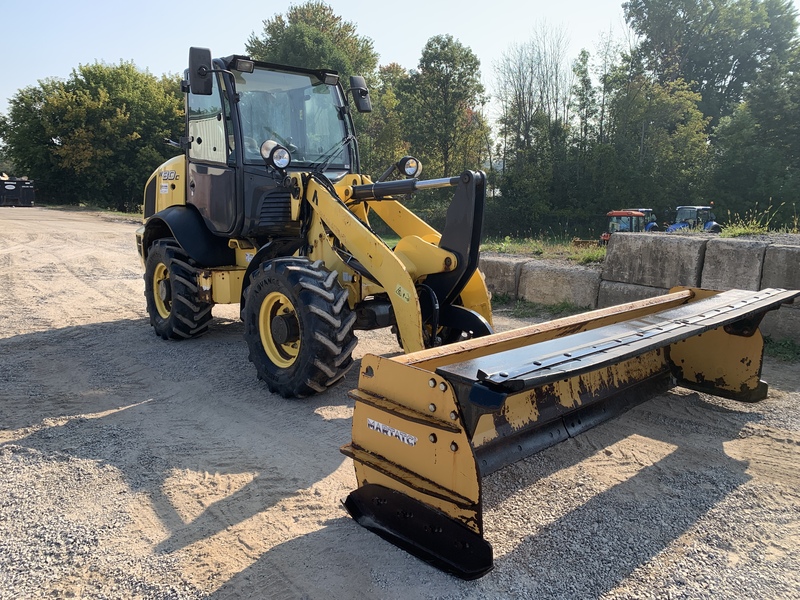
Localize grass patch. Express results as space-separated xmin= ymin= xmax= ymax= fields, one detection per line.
xmin=380 ymin=234 xmax=400 ymax=248
xmin=764 ymin=337 xmax=800 ymax=362
xmin=569 ymin=245 xmax=606 ymax=264
xmin=482 ymin=236 xmax=605 ymax=263
xmin=42 ymin=204 xmax=143 ymax=221
xmin=492 ymin=294 xmax=589 ymax=319
xmin=721 ymin=203 xmax=784 ymax=238
xmin=481 ymin=236 xmax=544 ymax=255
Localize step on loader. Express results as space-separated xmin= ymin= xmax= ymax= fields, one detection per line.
xmin=341 ymin=286 xmax=800 ymax=579
xmin=136 ymin=48 xmax=493 ymax=398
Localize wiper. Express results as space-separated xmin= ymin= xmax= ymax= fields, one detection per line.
xmin=309 ymin=135 xmax=355 ymax=174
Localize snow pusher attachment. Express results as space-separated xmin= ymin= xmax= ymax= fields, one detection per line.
xmin=341 ymin=286 xmax=800 ymax=579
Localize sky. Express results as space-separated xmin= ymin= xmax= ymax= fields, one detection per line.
xmin=1 ymin=0 xmax=633 ymax=116
xmin=2 ymin=0 xmax=799 ymax=119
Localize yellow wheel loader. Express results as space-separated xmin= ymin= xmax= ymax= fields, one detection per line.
xmin=136 ymin=48 xmax=493 ymax=398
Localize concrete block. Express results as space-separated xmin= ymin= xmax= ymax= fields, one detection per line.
xmin=603 ymin=233 xmax=706 ymax=288
xmin=701 ymin=238 xmax=768 ymax=291
xmin=518 ymin=261 xmax=601 ymax=308
xmin=479 ymin=255 xmax=523 ymax=299
xmin=760 ymin=304 xmax=800 ymax=342
xmin=761 ymin=245 xmax=800 ymax=304
xmin=597 ymin=281 xmax=670 ymax=308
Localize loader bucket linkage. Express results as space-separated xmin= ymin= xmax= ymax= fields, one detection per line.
xmin=341 ymin=286 xmax=800 ymax=579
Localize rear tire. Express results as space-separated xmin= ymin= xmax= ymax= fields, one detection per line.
xmin=243 ymin=257 xmax=357 ymax=398
xmin=144 ymin=239 xmax=213 ymax=340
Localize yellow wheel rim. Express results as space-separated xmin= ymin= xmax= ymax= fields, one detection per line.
xmin=259 ymin=291 xmax=300 ymax=368
xmin=153 ymin=262 xmax=171 ymax=319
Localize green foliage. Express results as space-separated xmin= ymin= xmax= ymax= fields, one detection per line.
xmin=401 ymin=35 xmax=488 ymax=179
xmin=0 ymin=148 xmax=14 ymax=174
xmin=1 ymin=1 xmax=798 ymax=228
xmin=395 ymin=34 xmax=490 ymax=225
xmin=764 ymin=337 xmax=800 ymax=362
xmin=245 ymin=1 xmax=378 ymax=78
xmin=0 ymin=63 xmax=182 ymax=210
xmin=623 ymin=0 xmax=798 ymax=125
xmin=358 ymin=64 xmax=411 ymax=177
xmin=707 ymin=43 xmax=800 ymax=222
xmin=604 ymin=77 xmax=711 ymax=210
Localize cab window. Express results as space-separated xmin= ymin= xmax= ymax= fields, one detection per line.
xmin=187 ymin=75 xmax=228 ymax=164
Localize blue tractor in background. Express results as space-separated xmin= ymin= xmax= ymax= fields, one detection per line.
xmin=666 ymin=205 xmax=722 ymax=233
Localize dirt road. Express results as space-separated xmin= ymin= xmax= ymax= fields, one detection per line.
xmin=1 ymin=207 xmax=799 ymax=599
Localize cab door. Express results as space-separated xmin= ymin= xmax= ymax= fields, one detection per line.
xmin=186 ymin=73 xmax=238 ymax=236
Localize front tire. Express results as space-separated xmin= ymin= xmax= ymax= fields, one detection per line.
xmin=144 ymin=239 xmax=213 ymax=340
xmin=243 ymin=258 xmax=357 ymax=398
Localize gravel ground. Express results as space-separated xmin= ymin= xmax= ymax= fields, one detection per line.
xmin=1 ymin=207 xmax=799 ymax=599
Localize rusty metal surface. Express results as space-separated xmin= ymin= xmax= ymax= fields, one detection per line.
xmin=436 ymin=288 xmax=799 ymax=393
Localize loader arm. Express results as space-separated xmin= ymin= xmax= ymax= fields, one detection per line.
xmin=301 ymin=171 xmax=491 ymax=352
xmin=301 ymin=174 xmax=428 ymax=351
xmin=341 ymin=286 xmax=800 ymax=579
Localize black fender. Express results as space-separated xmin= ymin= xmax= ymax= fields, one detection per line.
xmin=141 ymin=205 xmax=234 ymax=267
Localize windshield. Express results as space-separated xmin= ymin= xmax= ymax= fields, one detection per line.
xmin=675 ymin=207 xmax=697 ymax=223
xmin=608 ymin=216 xmax=643 ymax=232
xmin=233 ymin=66 xmax=352 ymax=171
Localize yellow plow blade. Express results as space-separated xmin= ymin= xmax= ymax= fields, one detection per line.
xmin=341 ymin=287 xmax=799 ymax=579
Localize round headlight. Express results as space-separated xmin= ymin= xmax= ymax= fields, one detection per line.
xmin=398 ymin=156 xmax=421 ymax=178
xmin=271 ymin=147 xmax=291 ymax=169
xmin=260 ymin=140 xmax=291 ymax=170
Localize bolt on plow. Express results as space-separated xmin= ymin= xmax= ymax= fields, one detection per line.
xmin=341 ymin=286 xmax=799 ymax=579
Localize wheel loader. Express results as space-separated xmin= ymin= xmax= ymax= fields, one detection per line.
xmin=136 ymin=47 xmax=493 ymax=398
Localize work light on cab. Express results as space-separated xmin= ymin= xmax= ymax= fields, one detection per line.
xmin=261 ymin=141 xmax=291 ymax=170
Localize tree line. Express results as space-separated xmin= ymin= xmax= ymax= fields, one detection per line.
xmin=1 ymin=0 xmax=798 ymax=235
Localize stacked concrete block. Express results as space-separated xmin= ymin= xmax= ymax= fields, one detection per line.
xmin=478 ymin=255 xmax=522 ymax=299
xmin=518 ymin=261 xmax=601 ymax=308
xmin=598 ymin=233 xmax=706 ymax=307
xmin=700 ymin=238 xmax=768 ymax=291
xmin=603 ymin=233 xmax=707 ymax=288
xmin=759 ymin=244 xmax=800 ymax=340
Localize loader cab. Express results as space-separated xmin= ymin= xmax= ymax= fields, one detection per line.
xmin=184 ymin=47 xmax=367 ymax=245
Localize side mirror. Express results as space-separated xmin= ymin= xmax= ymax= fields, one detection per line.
xmin=349 ymin=76 xmax=372 ymax=113
xmin=188 ymin=47 xmax=214 ymax=96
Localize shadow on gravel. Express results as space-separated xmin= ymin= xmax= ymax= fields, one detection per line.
xmin=194 ymin=392 xmax=766 ymax=599
xmin=483 ymin=390 xmax=761 ymax=597
xmin=0 ymin=318 xmax=778 ymax=598
xmin=0 ymin=316 xmax=358 ymax=574
xmin=202 ymin=397 xmax=762 ymax=600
